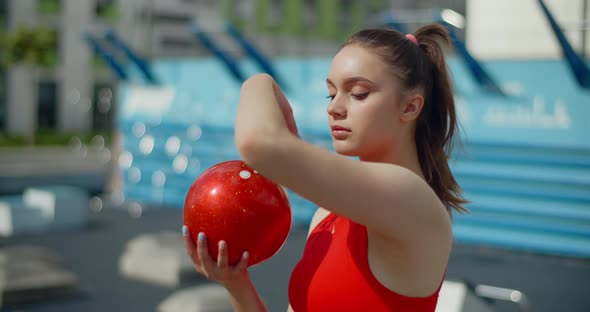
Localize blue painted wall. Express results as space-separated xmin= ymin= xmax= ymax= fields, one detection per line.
xmin=120 ymin=57 xmax=589 ymax=148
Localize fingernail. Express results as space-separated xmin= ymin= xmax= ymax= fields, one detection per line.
xmin=243 ymin=251 xmax=249 ymax=259
xmin=182 ymin=225 xmax=188 ymax=235
xmin=198 ymin=232 xmax=205 ymax=241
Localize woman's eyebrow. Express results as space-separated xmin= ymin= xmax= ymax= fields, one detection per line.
xmin=326 ymin=76 xmax=375 ymax=86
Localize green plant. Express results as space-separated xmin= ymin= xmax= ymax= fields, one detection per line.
xmin=93 ymin=54 xmax=106 ymax=70
xmin=0 ymin=132 xmax=26 ymax=147
xmin=97 ymin=3 xmax=120 ymax=21
xmin=222 ymin=0 xmax=246 ymax=31
xmin=0 ymin=26 xmax=58 ymax=68
xmin=37 ymin=0 xmax=61 ymax=15
xmin=0 ymin=130 xmax=113 ymax=147
xmin=227 ymin=0 xmax=389 ymax=41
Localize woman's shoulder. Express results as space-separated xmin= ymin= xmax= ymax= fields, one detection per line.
xmin=306 ymin=207 xmax=332 ymax=238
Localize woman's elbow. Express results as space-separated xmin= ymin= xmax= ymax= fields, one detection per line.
xmin=241 ymin=73 xmax=274 ymax=92
xmin=235 ymin=131 xmax=276 ymax=170
xmin=235 ymin=131 xmax=257 ymax=162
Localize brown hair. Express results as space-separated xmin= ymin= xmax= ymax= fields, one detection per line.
xmin=344 ymin=24 xmax=469 ymax=214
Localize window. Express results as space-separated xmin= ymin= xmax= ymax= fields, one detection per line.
xmin=268 ymin=0 xmax=283 ymax=27
xmin=0 ymin=0 xmax=6 ymax=26
xmin=255 ymin=0 xmax=282 ymax=33
xmin=303 ymin=0 xmax=318 ymax=29
xmin=37 ymin=0 xmax=61 ymax=16
xmin=92 ymin=83 xmax=115 ymax=131
xmin=0 ymin=0 xmax=5 ymax=129
xmin=0 ymin=72 xmax=5 ymax=130
xmin=45 ymin=28 xmax=59 ymax=67
xmin=37 ymin=81 xmax=58 ymax=130
xmin=151 ymin=12 xmax=193 ymax=24
xmin=340 ymin=0 xmax=354 ymax=30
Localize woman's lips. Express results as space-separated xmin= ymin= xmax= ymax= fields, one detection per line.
xmin=331 ymin=126 xmax=351 ymax=139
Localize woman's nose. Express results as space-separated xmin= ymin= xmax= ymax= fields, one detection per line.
xmin=327 ymin=98 xmax=346 ymax=119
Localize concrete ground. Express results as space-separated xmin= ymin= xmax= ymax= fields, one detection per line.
xmin=1 ymin=206 xmax=589 ymax=312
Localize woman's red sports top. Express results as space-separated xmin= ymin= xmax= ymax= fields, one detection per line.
xmin=288 ymin=213 xmax=443 ymax=311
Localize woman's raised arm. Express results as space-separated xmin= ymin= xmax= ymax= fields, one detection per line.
xmin=234 ymin=74 xmax=450 ymax=244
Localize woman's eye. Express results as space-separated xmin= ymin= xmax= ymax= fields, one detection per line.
xmin=352 ymin=92 xmax=369 ymax=100
xmin=326 ymin=95 xmax=335 ymax=101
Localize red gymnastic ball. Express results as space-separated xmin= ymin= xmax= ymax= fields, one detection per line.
xmin=183 ymin=160 xmax=292 ymax=267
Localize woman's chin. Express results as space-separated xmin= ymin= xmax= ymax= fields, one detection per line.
xmin=332 ymin=142 xmax=357 ymax=156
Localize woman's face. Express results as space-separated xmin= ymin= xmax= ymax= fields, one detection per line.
xmin=326 ymin=44 xmax=407 ymax=159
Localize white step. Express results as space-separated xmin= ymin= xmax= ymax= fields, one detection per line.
xmin=436 ymin=280 xmax=523 ymax=312
xmin=0 ymin=196 xmax=50 ymax=236
xmin=119 ymin=231 xmax=200 ymax=287
xmin=157 ymin=283 xmax=233 ymax=312
xmin=23 ymin=186 xmax=89 ymax=230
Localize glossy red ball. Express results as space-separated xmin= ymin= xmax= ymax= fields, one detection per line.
xmin=183 ymin=160 xmax=292 ymax=267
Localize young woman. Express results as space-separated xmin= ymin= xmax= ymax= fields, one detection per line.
xmin=182 ymin=23 xmax=468 ymax=311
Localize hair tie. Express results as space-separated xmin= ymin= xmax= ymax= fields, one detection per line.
xmin=405 ymin=34 xmax=418 ymax=45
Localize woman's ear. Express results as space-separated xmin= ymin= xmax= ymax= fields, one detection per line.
xmin=400 ymin=94 xmax=424 ymax=123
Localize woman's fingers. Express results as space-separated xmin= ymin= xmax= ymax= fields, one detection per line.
xmin=183 ymin=227 xmax=250 ymax=282
xmin=234 ymin=251 xmax=250 ymax=271
xmin=182 ymin=226 xmax=202 ymax=266
xmin=217 ymin=240 xmax=229 ymax=270
xmin=196 ymin=232 xmax=216 ymax=275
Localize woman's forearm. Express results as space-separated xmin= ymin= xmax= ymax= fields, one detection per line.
xmin=235 ymin=74 xmax=298 ymax=173
xmin=225 ymin=275 xmax=268 ymax=312
xmin=235 ymin=75 xmax=291 ymax=151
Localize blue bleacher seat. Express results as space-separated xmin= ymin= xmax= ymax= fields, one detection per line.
xmin=117 ymin=57 xmax=590 ymax=259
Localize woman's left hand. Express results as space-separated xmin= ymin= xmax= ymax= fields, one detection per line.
xmin=272 ymin=82 xmax=300 ymax=138
xmin=182 ymin=226 xmax=250 ymax=287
